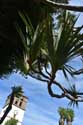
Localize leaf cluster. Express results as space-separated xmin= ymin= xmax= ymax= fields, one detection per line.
xmin=58 ymin=107 xmax=74 ymax=121
xmin=5 ymin=118 xmax=18 ymax=125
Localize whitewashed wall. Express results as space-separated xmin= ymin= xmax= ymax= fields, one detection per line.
xmin=0 ymin=105 xmax=25 ymax=125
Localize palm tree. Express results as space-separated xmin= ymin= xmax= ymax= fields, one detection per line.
xmin=0 ymin=86 xmax=23 ymax=124
xmin=66 ymin=109 xmax=74 ymax=125
xmin=58 ymin=107 xmax=74 ymax=125
xmin=58 ymin=107 xmax=66 ymax=125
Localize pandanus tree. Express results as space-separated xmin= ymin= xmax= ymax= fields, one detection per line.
xmin=1 ymin=1 xmax=83 ymax=78
xmin=0 ymin=0 xmax=70 ymax=78
xmin=0 ymin=86 xmax=23 ymax=124
xmin=1 ymin=1 xmax=83 ymax=77
xmin=1 ymin=0 xmax=83 ymax=79
xmin=0 ymin=0 xmax=83 ymax=123
xmin=15 ymin=10 xmax=83 ymax=105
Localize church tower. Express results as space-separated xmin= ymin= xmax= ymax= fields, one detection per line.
xmin=0 ymin=94 xmax=28 ymax=125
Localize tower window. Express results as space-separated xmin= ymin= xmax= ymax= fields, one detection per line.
xmin=19 ymin=102 xmax=22 ymax=107
xmin=15 ymin=101 xmax=18 ymax=105
xmin=21 ymin=98 xmax=23 ymax=101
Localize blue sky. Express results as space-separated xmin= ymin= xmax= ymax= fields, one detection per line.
xmin=0 ymin=0 xmax=83 ymax=125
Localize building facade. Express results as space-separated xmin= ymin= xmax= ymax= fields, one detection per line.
xmin=0 ymin=94 xmax=27 ymax=125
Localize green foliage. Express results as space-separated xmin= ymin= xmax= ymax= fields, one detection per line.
xmin=16 ymin=11 xmax=49 ymax=73
xmin=68 ymin=84 xmax=79 ymax=107
xmin=16 ymin=11 xmax=83 ymax=77
xmin=56 ymin=10 xmax=77 ymax=29
xmin=12 ymin=86 xmax=23 ymax=97
xmin=58 ymin=107 xmax=66 ymax=119
xmin=5 ymin=118 xmax=18 ymax=125
xmin=52 ymin=11 xmax=83 ymax=78
xmin=66 ymin=108 xmax=74 ymax=121
xmin=15 ymin=10 xmax=83 ymax=105
xmin=58 ymin=107 xmax=74 ymax=122
xmin=0 ymin=6 xmax=82 ymax=105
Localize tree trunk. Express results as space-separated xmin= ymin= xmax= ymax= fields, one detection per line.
xmin=66 ymin=116 xmax=72 ymax=125
xmin=0 ymin=93 xmax=14 ymax=124
xmin=66 ymin=121 xmax=72 ymax=125
xmin=59 ymin=117 xmax=64 ymax=125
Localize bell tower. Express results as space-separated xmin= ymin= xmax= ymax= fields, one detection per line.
xmin=0 ymin=94 xmax=28 ymax=125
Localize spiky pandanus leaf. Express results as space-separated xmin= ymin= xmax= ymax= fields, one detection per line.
xmin=30 ymin=20 xmax=47 ymax=63
xmin=51 ymin=11 xmax=83 ymax=78
xmin=16 ymin=10 xmax=83 ymax=79
xmin=16 ymin=12 xmax=47 ymax=64
xmin=43 ymin=15 xmax=57 ymax=75
xmin=18 ymin=11 xmax=34 ymax=40
xmin=68 ymin=84 xmax=79 ymax=107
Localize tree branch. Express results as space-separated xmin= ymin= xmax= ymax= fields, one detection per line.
xmin=47 ymin=74 xmax=65 ymax=98
xmin=38 ymin=61 xmax=50 ymax=79
xmin=42 ymin=0 xmax=83 ymax=12
xmin=29 ymin=63 xmax=83 ymax=102
xmin=44 ymin=64 xmax=51 ymax=77
xmin=29 ymin=73 xmax=48 ymax=82
xmin=48 ymin=78 xmax=83 ymax=102
xmin=72 ymin=69 xmax=83 ymax=75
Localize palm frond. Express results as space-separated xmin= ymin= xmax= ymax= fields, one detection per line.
xmin=12 ymin=86 xmax=23 ymax=97
xmin=66 ymin=108 xmax=75 ymax=121
xmin=58 ymin=107 xmax=66 ymax=119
